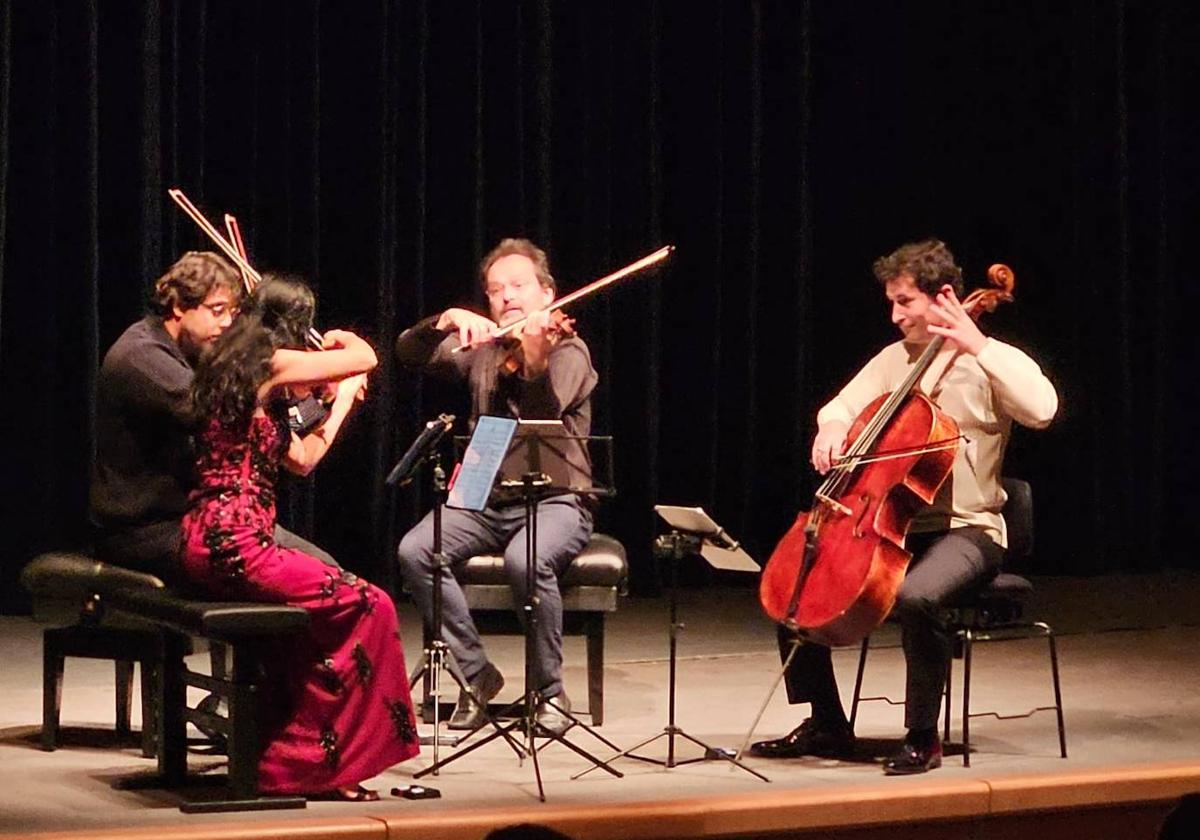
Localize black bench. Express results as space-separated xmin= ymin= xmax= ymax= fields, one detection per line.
xmin=20 ymin=552 xmax=168 ymax=757
xmin=21 ymin=551 xmax=311 ymax=813
xmin=105 ymin=586 xmax=309 ymax=812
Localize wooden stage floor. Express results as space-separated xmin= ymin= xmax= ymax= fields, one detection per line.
xmin=1 ymin=574 xmax=1198 ymax=839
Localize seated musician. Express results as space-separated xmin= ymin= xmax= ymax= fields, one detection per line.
xmin=395 ymin=238 xmax=597 ymax=735
xmin=181 ymin=274 xmax=419 ymax=800
xmin=89 ymin=251 xmax=337 ymax=580
xmin=751 ymin=239 xmax=1058 ymax=774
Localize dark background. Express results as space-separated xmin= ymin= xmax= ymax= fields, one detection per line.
xmin=2 ymin=1 xmax=1197 ymax=614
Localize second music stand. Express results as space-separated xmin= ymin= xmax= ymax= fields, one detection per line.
xmin=577 ymin=505 xmax=768 ymax=782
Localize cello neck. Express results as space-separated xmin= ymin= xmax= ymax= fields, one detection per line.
xmin=816 ymin=335 xmax=946 ymax=497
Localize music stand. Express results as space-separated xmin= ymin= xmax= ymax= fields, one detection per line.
xmin=415 ymin=418 xmax=623 ymax=801
xmin=388 ymin=414 xmax=518 ymax=771
xmin=576 ymin=505 xmax=769 ymax=782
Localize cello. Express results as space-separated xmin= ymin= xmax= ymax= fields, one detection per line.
xmin=758 ymin=264 xmax=1015 ymax=647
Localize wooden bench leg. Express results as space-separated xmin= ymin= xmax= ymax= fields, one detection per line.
xmin=42 ymin=631 xmax=65 ymax=751
xmin=228 ymin=642 xmax=262 ymax=800
xmin=140 ymin=659 xmax=158 ymax=758
xmin=585 ymin=613 xmax=605 ymax=726
xmin=115 ymin=660 xmax=133 ymax=736
xmin=210 ymin=642 xmax=228 ymax=681
xmin=157 ymin=632 xmax=189 ymax=785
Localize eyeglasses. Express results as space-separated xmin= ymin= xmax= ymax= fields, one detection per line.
xmin=199 ymin=301 xmax=239 ymax=319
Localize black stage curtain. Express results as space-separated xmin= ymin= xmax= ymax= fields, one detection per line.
xmin=2 ymin=1 xmax=1198 ymax=613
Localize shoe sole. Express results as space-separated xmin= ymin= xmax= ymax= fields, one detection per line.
xmin=883 ymin=756 xmax=942 ymax=775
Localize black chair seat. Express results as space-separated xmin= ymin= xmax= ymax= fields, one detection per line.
xmin=979 ymin=572 xmax=1034 ymax=600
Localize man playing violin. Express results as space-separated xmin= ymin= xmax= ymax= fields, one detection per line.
xmin=751 ymin=239 xmax=1057 ymax=774
xmin=90 ymin=251 xmax=337 ymax=579
xmin=395 ymin=237 xmax=597 ymax=735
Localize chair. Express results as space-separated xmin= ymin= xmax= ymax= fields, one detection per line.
xmin=420 ymin=532 xmax=627 ymax=725
xmin=849 ymin=478 xmax=1067 ymax=766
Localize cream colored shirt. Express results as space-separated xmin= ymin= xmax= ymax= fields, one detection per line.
xmin=815 ymin=337 xmax=1058 ymax=548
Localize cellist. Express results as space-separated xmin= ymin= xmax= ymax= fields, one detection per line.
xmin=751 ymin=239 xmax=1058 ymax=774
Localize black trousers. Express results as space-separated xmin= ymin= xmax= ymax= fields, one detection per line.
xmin=96 ymin=520 xmax=339 ymax=584
xmin=776 ymin=526 xmax=1004 ymax=732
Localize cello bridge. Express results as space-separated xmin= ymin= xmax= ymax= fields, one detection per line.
xmin=815 ymin=493 xmax=853 ymax=517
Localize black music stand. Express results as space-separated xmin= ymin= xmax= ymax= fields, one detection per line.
xmin=387 ymin=414 xmax=517 ymax=772
xmin=414 ymin=419 xmax=622 ymax=801
xmin=576 ymin=506 xmax=768 ymax=782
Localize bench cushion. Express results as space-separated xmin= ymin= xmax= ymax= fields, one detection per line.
xmin=20 ymin=552 xmax=165 ymax=597
xmin=458 ymin=533 xmax=627 ymax=588
xmin=107 ymin=587 xmax=309 ymax=641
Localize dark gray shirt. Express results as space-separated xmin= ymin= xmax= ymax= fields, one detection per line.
xmin=394 ymin=314 xmax=598 ymax=439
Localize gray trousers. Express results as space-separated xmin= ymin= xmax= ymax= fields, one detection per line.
xmin=779 ymin=526 xmax=1004 ymax=732
xmin=397 ymin=494 xmax=593 ymax=699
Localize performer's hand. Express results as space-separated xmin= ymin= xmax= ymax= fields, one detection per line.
xmin=812 ymin=421 xmax=849 ymax=475
xmin=926 ymin=287 xmax=987 ymax=355
xmin=336 ymin=372 xmax=369 ymax=405
xmin=436 ymin=308 xmax=498 ymax=348
xmin=516 ymin=309 xmax=553 ymax=378
xmin=321 ymin=329 xmax=364 ymax=351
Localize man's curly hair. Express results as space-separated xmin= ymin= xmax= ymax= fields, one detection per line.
xmin=150 ymin=251 xmax=242 ymax=316
xmin=872 ymin=239 xmax=963 ymax=297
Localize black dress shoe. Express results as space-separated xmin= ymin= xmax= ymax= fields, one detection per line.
xmin=447 ymin=663 xmax=505 ymax=731
xmin=535 ymin=692 xmax=572 ymax=735
xmin=749 ymin=718 xmax=855 ymax=759
xmin=882 ymin=736 xmax=943 ymax=775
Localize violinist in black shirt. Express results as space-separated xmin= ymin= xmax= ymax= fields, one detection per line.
xmin=89 ymin=251 xmax=336 ymax=579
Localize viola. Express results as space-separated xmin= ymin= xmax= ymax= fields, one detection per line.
xmin=758 ymin=265 xmax=1015 ymax=646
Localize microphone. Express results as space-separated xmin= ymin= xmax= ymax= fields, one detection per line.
xmin=385 ymin=414 xmax=455 ymax=487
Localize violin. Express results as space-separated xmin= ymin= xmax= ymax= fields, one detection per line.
xmin=758 ymin=264 xmax=1015 ymax=646
xmin=496 ymin=309 xmax=577 ymax=377
xmin=168 ymin=188 xmax=332 ymax=434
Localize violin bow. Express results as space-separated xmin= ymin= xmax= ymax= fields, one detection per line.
xmin=452 ymin=244 xmax=675 ymax=353
xmin=168 ymin=188 xmax=323 ymax=349
xmin=224 ymin=213 xmax=255 ymax=297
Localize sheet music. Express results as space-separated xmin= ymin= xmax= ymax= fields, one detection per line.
xmin=447 ymin=416 xmax=518 ymax=511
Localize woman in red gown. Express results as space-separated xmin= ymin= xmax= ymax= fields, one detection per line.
xmin=181 ymin=275 xmax=419 ymax=800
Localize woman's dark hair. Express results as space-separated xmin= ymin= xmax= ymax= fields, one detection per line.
xmin=872 ymin=239 xmax=964 ymax=297
xmin=189 ymin=274 xmax=316 ymax=428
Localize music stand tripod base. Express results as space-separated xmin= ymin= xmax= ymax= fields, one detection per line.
xmin=575 ymin=522 xmax=769 ymax=783
xmin=412 ymin=421 xmax=623 ymax=800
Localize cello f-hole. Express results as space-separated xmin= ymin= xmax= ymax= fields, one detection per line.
xmin=852 ymin=493 xmax=872 ymax=539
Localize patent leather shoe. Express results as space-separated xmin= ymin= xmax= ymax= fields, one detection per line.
xmin=749 ymin=718 xmax=855 ymax=759
xmin=882 ymin=735 xmax=943 ymax=775
xmin=447 ymin=663 xmax=504 ymax=731
xmin=535 ymin=692 xmax=572 ymax=736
